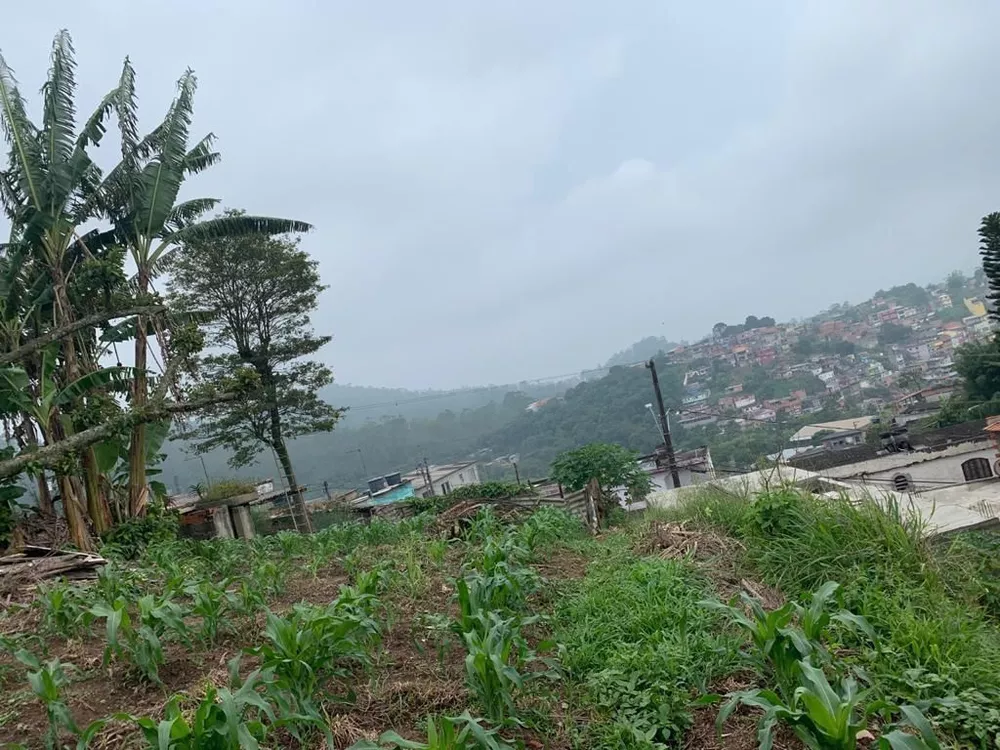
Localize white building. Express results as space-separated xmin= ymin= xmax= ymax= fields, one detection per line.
xmin=402 ymin=461 xmax=481 ymax=497
xmin=616 ymin=446 xmax=715 ymax=508
xmin=788 ymin=421 xmax=997 ymax=494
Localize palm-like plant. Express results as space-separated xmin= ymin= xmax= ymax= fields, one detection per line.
xmin=0 ymin=31 xmax=122 ymax=548
xmin=0 ymin=32 xmax=312 ymax=544
xmin=99 ymin=64 xmax=310 ymax=517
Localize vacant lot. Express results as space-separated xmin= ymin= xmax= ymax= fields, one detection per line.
xmin=1 ymin=489 xmax=998 ymax=749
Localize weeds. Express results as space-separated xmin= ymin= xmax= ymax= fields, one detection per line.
xmin=350 ymin=711 xmax=513 ymax=749
xmin=670 ymin=488 xmax=1000 ymax=746
xmin=554 ymin=554 xmax=741 ymax=747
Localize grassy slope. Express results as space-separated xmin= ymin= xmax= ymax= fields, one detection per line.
xmin=1 ymin=492 xmax=998 ymax=749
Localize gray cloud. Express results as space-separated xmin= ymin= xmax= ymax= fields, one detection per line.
xmin=3 ymin=1 xmax=999 ymax=389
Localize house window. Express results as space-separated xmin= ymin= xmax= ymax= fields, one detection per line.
xmin=961 ymin=457 xmax=993 ymax=482
xmin=441 ymin=481 xmax=451 ymax=494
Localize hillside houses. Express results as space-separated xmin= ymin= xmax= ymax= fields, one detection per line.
xmin=656 ymin=276 xmax=994 ymax=434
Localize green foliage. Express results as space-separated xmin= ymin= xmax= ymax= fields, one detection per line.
xmin=719 ymin=662 xmax=940 ymax=750
xmin=551 ymin=442 xmax=648 ymax=497
xmin=877 ymin=322 xmax=912 ymax=346
xmin=876 ymin=283 xmax=932 ymax=309
xmin=100 ymin=512 xmax=179 ymax=559
xmin=87 ymin=593 xmax=191 ymax=684
xmin=0 ymin=461 xmax=25 ymax=552
xmin=462 ymin=613 xmax=531 ymax=726
xmin=251 ymin=589 xmax=380 ymax=719
xmin=703 ymin=582 xmax=874 ymax=701
xmin=669 ymin=489 xmax=1000 ymax=746
xmin=349 ymin=711 xmax=512 ymax=750
xmin=14 ymin=650 xmax=79 ymax=750
xmin=981 ymin=212 xmax=1000 ymax=322
xmin=446 ymin=482 xmax=535 ymax=501
xmin=35 ymin=580 xmax=88 ymax=637
xmin=168 ymin=225 xmax=342 ymax=473
xmin=126 ymin=664 xmax=275 ymax=750
xmin=554 ymin=555 xmax=741 ymax=747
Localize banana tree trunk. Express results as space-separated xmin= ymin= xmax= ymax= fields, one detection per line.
xmin=59 ymin=475 xmax=92 ymax=551
xmin=128 ymin=270 xmax=150 ymax=517
xmin=36 ymin=474 xmax=54 ymax=516
xmin=81 ymin=446 xmax=110 ymax=534
xmin=50 ymin=271 xmax=95 ymax=549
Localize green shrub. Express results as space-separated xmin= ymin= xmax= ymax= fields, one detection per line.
xmin=447 ymin=482 xmax=535 ymax=501
xmin=100 ymin=512 xmax=178 ymax=559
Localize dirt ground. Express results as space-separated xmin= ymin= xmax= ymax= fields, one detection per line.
xmin=0 ymin=527 xmax=799 ymax=749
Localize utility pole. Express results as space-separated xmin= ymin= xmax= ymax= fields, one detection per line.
xmin=646 ymin=359 xmax=681 ymax=488
xmin=423 ymin=457 xmax=435 ymax=496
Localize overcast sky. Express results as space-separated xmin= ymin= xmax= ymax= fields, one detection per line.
xmin=4 ymin=1 xmax=1000 ymax=390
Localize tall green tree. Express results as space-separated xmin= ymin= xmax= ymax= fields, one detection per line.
xmin=168 ymin=221 xmax=343 ymax=529
xmin=980 ymin=213 xmax=1000 ymax=324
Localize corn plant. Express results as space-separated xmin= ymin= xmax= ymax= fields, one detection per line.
xmin=718 ymin=661 xmax=940 ymax=750
xmin=185 ymin=578 xmax=232 ymax=646
xmin=461 ymin=613 xmax=534 ymax=726
xmin=702 ymin=581 xmax=873 ymax=699
xmin=349 ymin=711 xmax=513 ymax=750
xmin=88 ymin=594 xmax=190 ymax=684
xmin=14 ymin=650 xmax=88 ymax=750
xmin=126 ymin=667 xmax=275 ymax=749
xmin=251 ymin=596 xmax=380 ymax=720
xmin=354 ymin=564 xmax=393 ymax=597
xmin=35 ymin=580 xmax=87 ymax=638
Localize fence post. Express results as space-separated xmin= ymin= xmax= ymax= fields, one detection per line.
xmin=585 ymin=478 xmax=601 ymax=535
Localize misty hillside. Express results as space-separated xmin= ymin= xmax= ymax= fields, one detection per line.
xmin=604 ymin=336 xmax=680 ymax=367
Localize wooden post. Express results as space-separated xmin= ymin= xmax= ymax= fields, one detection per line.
xmin=585 ymin=477 xmax=601 ymax=535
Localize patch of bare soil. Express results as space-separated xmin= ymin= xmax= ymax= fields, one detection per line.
xmin=533 ymin=546 xmax=589 ymax=581
xmin=686 ymin=703 xmax=804 ymax=750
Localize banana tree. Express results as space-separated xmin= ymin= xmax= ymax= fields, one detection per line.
xmin=0 ymin=349 xmax=131 ymax=548
xmin=0 ymin=32 xmax=123 ymax=548
xmin=102 ymin=66 xmax=310 ymax=517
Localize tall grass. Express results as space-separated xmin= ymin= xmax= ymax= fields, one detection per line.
xmin=665 ymin=486 xmax=1000 ymax=745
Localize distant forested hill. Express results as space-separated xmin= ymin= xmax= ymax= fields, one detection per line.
xmin=160 ymin=381 xmax=570 ymax=495
xmin=604 ymin=336 xmax=680 ymax=367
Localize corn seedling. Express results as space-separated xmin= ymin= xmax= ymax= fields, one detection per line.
xmin=126 ymin=667 xmax=275 ymax=750
xmin=35 ymin=580 xmax=87 ymax=638
xmin=718 ymin=661 xmax=941 ymax=750
xmin=251 ymin=595 xmax=380 ymax=720
xmin=87 ymin=594 xmax=190 ymax=684
xmin=349 ymin=711 xmax=513 ymax=750
xmin=461 ymin=613 xmax=534 ymax=726
xmin=185 ymin=578 xmax=232 ymax=646
xmin=15 ymin=650 xmax=78 ymax=750
xmin=702 ymin=581 xmax=874 ymax=699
